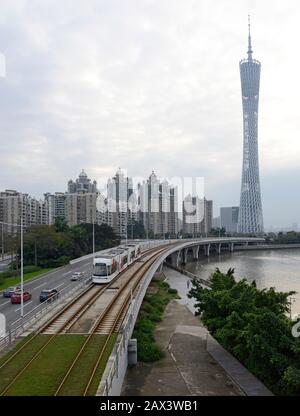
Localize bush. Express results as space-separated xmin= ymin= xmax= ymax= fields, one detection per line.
xmin=137 ymin=341 xmax=164 ymax=362
xmin=56 ymin=256 xmax=70 ymax=266
xmin=133 ymin=279 xmax=179 ymax=363
xmin=0 ymin=270 xmax=18 ymax=279
xmin=23 ymin=265 xmax=40 ymax=274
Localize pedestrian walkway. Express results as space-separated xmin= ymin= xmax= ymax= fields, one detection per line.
xmin=122 ymin=267 xmax=273 ymax=396
xmin=121 ymin=268 xmax=243 ymax=396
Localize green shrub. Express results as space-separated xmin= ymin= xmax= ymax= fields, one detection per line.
xmin=56 ymin=256 xmax=70 ymax=266
xmin=23 ymin=265 xmax=40 ymax=273
xmin=133 ymin=279 xmax=179 ymax=363
xmin=0 ymin=270 xmax=18 ymax=279
xmin=137 ymin=341 xmax=164 ymax=362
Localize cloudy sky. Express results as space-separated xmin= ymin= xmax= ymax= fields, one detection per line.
xmin=0 ymin=0 xmax=299 ymax=229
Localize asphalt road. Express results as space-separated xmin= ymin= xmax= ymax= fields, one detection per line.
xmin=0 ymin=257 xmax=94 ymax=329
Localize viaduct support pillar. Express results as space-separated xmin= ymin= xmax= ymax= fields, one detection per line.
xmin=205 ymin=244 xmax=211 ymax=257
xmin=170 ymin=251 xmax=180 ymax=268
xmin=181 ymin=248 xmax=188 ymax=265
xmin=192 ymin=245 xmax=200 ymax=261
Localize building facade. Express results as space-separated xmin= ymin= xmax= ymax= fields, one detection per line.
xmin=238 ymin=18 xmax=264 ymax=233
xmin=138 ymin=172 xmax=178 ymax=238
xmin=220 ymin=206 xmax=239 ymax=233
xmin=0 ymin=190 xmax=49 ymax=232
xmin=182 ymin=196 xmax=213 ymax=237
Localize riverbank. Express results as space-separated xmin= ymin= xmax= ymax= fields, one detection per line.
xmin=183 ymin=248 xmax=300 ymax=317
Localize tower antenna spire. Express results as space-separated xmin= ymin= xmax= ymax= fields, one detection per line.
xmin=248 ymin=14 xmax=253 ymax=60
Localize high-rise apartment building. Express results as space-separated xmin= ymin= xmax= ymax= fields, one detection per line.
xmin=182 ymin=196 xmax=212 ymax=236
xmin=0 ymin=190 xmax=49 ymax=231
xmin=220 ymin=207 xmax=239 ymax=233
xmin=139 ymin=172 xmax=178 ymax=238
xmin=67 ymin=170 xmax=97 ymax=194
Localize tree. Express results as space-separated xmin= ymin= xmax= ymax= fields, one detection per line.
xmin=188 ymin=268 xmax=300 ymax=395
xmin=127 ymin=220 xmax=146 ymax=239
xmin=54 ymin=217 xmax=68 ymax=233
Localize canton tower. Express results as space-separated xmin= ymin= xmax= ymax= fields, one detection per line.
xmin=238 ymin=16 xmax=264 ymax=234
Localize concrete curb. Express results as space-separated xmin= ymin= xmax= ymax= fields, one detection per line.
xmin=206 ymin=334 xmax=274 ymax=396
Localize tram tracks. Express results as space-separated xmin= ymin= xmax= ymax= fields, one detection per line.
xmin=0 ymin=243 xmax=177 ymax=396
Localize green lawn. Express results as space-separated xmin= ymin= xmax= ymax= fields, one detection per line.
xmin=0 ymin=334 xmax=117 ymax=396
xmin=0 ymin=268 xmax=54 ymax=291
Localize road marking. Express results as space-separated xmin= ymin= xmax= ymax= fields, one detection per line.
xmin=0 ymin=300 xmax=11 ymax=309
xmin=63 ymin=271 xmax=72 ymax=276
xmin=54 ymin=282 xmax=65 ymax=290
xmin=14 ymin=301 xmax=33 ymax=312
xmin=33 ymin=282 xmax=48 ymax=291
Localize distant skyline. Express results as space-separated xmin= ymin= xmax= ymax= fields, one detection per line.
xmin=0 ymin=0 xmax=299 ymax=228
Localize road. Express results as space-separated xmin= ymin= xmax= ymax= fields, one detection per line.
xmin=0 ymin=257 xmax=94 ymax=329
xmin=0 ymin=241 xmax=163 ymax=332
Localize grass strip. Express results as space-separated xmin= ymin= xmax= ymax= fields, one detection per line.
xmin=0 ymin=269 xmax=54 ymax=291
xmin=4 ymin=335 xmax=86 ymax=396
xmin=57 ymin=334 xmax=117 ymax=396
xmin=0 ymin=334 xmax=51 ymax=394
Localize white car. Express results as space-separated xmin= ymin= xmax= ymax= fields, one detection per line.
xmin=71 ymin=271 xmax=85 ymax=281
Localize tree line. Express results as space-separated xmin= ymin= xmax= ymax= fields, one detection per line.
xmin=2 ymin=218 xmax=120 ymax=270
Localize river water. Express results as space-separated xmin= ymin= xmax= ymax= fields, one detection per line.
xmin=184 ymin=249 xmax=300 ymax=318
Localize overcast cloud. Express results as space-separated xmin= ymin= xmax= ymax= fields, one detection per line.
xmin=0 ymin=0 xmax=299 ymax=228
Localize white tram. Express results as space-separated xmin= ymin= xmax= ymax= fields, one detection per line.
xmin=92 ymin=243 xmax=141 ymax=284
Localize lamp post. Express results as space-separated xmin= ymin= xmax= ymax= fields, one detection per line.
xmin=20 ymin=211 xmax=24 ymax=318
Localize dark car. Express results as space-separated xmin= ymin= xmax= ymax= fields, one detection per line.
xmin=3 ymin=286 xmax=20 ymax=298
xmin=11 ymin=291 xmax=32 ymax=304
xmin=39 ymin=289 xmax=59 ymax=303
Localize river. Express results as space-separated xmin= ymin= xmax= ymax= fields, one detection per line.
xmin=184 ymin=249 xmax=300 ymax=318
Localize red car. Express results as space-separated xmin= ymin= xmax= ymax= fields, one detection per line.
xmin=11 ymin=291 xmax=32 ymax=304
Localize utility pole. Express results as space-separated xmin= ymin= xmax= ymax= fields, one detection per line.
xmin=20 ymin=197 xmax=24 ymax=318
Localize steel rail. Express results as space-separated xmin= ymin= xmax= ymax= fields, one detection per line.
xmin=54 ymin=245 xmax=175 ymax=396
xmin=0 ymin=246 xmax=165 ymax=395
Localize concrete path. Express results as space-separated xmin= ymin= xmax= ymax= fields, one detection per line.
xmin=122 ymin=266 xmax=273 ymax=396
xmin=121 ymin=267 xmax=243 ymax=396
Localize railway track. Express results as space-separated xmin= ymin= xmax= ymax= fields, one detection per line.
xmin=54 ymin=244 xmax=172 ymax=396
xmin=0 ymin=243 xmax=177 ymax=396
